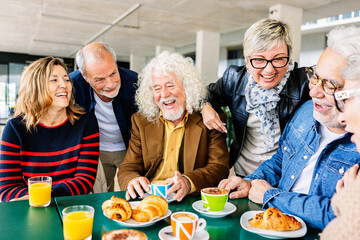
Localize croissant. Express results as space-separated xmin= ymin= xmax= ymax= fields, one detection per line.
xmin=102 ymin=196 xmax=132 ymax=221
xmin=132 ymin=195 xmax=168 ymax=222
xmin=249 ymin=207 xmax=302 ymax=231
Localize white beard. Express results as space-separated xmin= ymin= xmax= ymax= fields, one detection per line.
xmin=162 ymin=106 xmax=185 ymax=122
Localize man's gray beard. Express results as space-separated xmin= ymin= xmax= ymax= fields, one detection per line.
xmin=97 ymin=83 xmax=120 ymax=99
xmin=162 ymin=107 xmax=185 ymax=122
xmin=314 ymin=111 xmax=346 ymax=129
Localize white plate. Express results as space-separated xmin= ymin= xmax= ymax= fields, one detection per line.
xmin=142 ymin=191 xmax=176 ymax=203
xmin=192 ymin=200 xmax=236 ymax=218
xmin=104 ymin=201 xmax=171 ymax=228
xmin=240 ymin=210 xmax=307 ymax=239
xmin=158 ymin=226 xmax=209 ymax=240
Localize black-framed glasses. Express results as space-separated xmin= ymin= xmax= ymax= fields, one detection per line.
xmin=305 ymin=66 xmax=339 ymax=95
xmin=333 ymin=88 xmax=360 ymax=112
xmin=249 ymin=57 xmax=289 ymax=69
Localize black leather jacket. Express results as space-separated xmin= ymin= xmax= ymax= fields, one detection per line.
xmin=208 ymin=64 xmax=311 ymax=167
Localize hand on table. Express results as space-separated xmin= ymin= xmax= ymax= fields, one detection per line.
xmin=248 ymin=179 xmax=272 ymax=204
xmin=218 ymin=176 xmax=251 ymax=199
xmin=125 ymin=176 xmax=151 ymax=200
xmin=166 ymin=171 xmax=191 ymax=202
xmin=200 ymin=104 xmax=227 ymax=133
xmin=10 ymin=195 xmax=29 ymax=201
xmin=336 ymin=164 xmax=359 ymax=192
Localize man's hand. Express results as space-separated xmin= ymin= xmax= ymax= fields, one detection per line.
xmin=125 ymin=176 xmax=151 ymax=200
xmin=166 ymin=171 xmax=191 ymax=202
xmin=200 ymin=104 xmax=227 ymax=133
xmin=248 ymin=179 xmax=272 ymax=204
xmin=218 ymin=176 xmax=251 ymax=199
xmin=336 ymin=164 xmax=359 ymax=192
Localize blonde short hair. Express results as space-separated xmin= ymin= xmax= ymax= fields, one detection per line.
xmin=14 ymin=57 xmax=85 ymax=131
xmin=243 ymin=18 xmax=292 ymax=60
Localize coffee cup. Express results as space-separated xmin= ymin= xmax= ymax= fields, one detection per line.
xmin=201 ymin=187 xmax=228 ymax=212
xmin=170 ymin=212 xmax=206 ymax=240
xmin=151 ymin=180 xmax=171 ymax=199
xmin=102 ymin=229 xmax=147 ymax=240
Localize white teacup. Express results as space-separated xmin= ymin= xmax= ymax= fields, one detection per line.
xmin=170 ymin=212 xmax=206 ymax=240
xmin=151 ymin=180 xmax=171 ymax=199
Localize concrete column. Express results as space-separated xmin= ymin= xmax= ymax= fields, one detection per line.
xmin=269 ymin=4 xmax=303 ymax=63
xmin=196 ymin=30 xmax=220 ymax=84
xmin=155 ymin=46 xmax=175 ymax=56
xmin=130 ymin=54 xmax=146 ymax=73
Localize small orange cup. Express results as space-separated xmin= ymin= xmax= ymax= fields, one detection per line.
xmin=170 ymin=212 xmax=206 ymax=240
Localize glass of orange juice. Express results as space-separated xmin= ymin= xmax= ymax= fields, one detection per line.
xmin=63 ymin=205 xmax=94 ymax=240
xmin=28 ymin=176 xmax=52 ymax=207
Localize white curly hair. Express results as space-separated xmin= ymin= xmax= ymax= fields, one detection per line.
xmin=136 ymin=51 xmax=208 ymax=122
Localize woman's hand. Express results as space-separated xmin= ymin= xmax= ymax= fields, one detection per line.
xmin=200 ymin=104 xmax=227 ymax=133
xmin=10 ymin=195 xmax=29 ymax=201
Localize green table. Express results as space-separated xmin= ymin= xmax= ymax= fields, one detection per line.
xmin=55 ymin=191 xmax=321 ymax=240
xmin=0 ymin=199 xmax=63 ymax=240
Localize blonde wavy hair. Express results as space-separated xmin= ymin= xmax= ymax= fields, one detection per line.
xmin=136 ymin=51 xmax=207 ymax=122
xmin=14 ymin=57 xmax=85 ymax=132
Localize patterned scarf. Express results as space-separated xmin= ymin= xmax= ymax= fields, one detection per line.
xmin=245 ymin=62 xmax=294 ymax=150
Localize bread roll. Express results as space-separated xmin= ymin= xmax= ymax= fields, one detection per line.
xmin=102 ymin=196 xmax=132 ymax=221
xmin=249 ymin=207 xmax=301 ymax=231
xmin=132 ymin=195 xmax=168 ymax=222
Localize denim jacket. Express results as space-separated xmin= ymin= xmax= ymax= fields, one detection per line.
xmin=245 ymin=100 xmax=360 ymax=230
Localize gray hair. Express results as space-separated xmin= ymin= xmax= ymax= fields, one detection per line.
xmin=75 ymin=42 xmax=117 ymax=76
xmin=327 ymin=26 xmax=360 ymax=60
xmin=136 ymin=51 xmax=208 ymax=122
xmin=243 ymin=18 xmax=292 ymax=60
xmin=342 ymin=54 xmax=360 ymax=82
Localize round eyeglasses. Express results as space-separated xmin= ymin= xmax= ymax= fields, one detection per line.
xmin=333 ymin=88 xmax=360 ymax=112
xmin=249 ymin=57 xmax=289 ymax=69
xmin=305 ymin=66 xmax=339 ymax=95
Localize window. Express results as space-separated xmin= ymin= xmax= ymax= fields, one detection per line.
xmin=227 ymin=47 xmax=245 ymax=67
xmin=342 ymin=12 xmax=352 ymax=19
xmin=0 ymin=64 xmax=9 ymax=119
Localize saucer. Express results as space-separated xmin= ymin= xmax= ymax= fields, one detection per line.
xmin=158 ymin=226 xmax=209 ymax=240
xmin=192 ymin=200 xmax=236 ymax=218
xmin=240 ymin=210 xmax=307 ymax=239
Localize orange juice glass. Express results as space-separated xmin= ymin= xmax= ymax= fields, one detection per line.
xmin=63 ymin=205 xmax=94 ymax=240
xmin=28 ymin=176 xmax=52 ymax=207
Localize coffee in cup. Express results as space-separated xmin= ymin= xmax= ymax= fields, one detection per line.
xmin=171 ymin=212 xmax=206 ymax=240
xmin=201 ymin=187 xmax=229 ymax=212
xmin=151 ymin=180 xmax=171 ymax=199
xmin=102 ymin=229 xmax=147 ymax=240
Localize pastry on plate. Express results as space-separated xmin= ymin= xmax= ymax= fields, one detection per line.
xmin=132 ymin=195 xmax=168 ymax=222
xmin=249 ymin=207 xmax=302 ymax=231
xmin=102 ymin=196 xmax=132 ymax=221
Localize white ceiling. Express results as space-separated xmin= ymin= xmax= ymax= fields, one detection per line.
xmin=0 ymin=0 xmax=359 ymax=61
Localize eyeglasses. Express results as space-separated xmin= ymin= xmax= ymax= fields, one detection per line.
xmin=249 ymin=57 xmax=289 ymax=69
xmin=333 ymin=88 xmax=360 ymax=112
xmin=305 ymin=66 xmax=339 ymax=95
